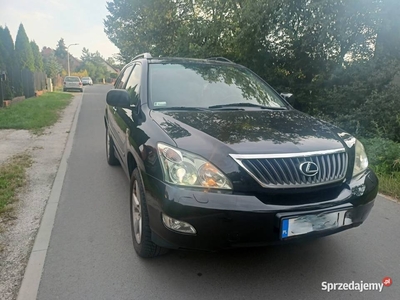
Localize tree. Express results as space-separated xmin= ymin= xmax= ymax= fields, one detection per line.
xmin=104 ymin=0 xmax=400 ymax=142
xmin=104 ymin=0 xmax=183 ymax=62
xmin=80 ymin=48 xmax=110 ymax=82
xmin=0 ymin=26 xmax=15 ymax=98
xmin=0 ymin=33 xmax=6 ymax=104
xmin=0 ymin=45 xmax=4 ymax=72
xmin=80 ymin=47 xmax=93 ymax=62
xmin=0 ymin=26 xmax=14 ymax=68
xmin=374 ymin=0 xmax=400 ymax=60
xmin=43 ymin=52 xmax=63 ymax=79
xmin=15 ymin=24 xmax=35 ymax=71
xmin=55 ymin=38 xmax=67 ymax=59
xmin=0 ymin=28 xmax=7 ymax=71
xmin=106 ymin=57 xmax=116 ymax=67
xmin=30 ymin=41 xmax=44 ymax=71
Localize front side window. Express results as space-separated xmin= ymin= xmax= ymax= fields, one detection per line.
xmin=125 ymin=64 xmax=142 ymax=106
xmin=148 ymin=63 xmax=286 ymax=109
xmin=116 ymin=65 xmax=134 ymax=89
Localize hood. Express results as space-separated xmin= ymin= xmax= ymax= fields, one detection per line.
xmin=150 ymin=110 xmax=345 ymax=155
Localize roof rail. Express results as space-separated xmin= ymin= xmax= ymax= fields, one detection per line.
xmin=131 ymin=52 xmax=152 ymax=62
xmin=207 ymin=57 xmax=234 ymax=63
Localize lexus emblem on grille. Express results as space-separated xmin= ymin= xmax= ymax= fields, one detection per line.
xmin=299 ymin=162 xmax=319 ymax=176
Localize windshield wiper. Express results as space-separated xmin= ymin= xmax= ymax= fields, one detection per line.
xmin=152 ymin=106 xmax=210 ymax=111
xmin=208 ymin=103 xmax=287 ymax=110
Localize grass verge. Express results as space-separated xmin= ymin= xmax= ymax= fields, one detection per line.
xmin=0 ymin=153 xmax=33 ymax=215
xmin=54 ymin=86 xmax=63 ymax=92
xmin=0 ymin=92 xmax=72 ymax=134
xmin=375 ymin=172 xmax=400 ymax=201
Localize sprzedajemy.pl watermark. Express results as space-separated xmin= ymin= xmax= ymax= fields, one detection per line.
xmin=321 ymin=277 xmax=393 ymax=293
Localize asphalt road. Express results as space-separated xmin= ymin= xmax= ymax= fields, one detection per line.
xmin=37 ymin=85 xmax=400 ymax=300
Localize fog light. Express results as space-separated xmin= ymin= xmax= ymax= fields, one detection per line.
xmin=351 ymin=184 xmax=366 ymax=196
xmin=162 ymin=214 xmax=196 ymax=235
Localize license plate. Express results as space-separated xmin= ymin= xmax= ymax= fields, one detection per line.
xmin=280 ymin=210 xmax=352 ymax=239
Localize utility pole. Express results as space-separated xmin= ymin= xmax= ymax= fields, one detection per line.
xmin=67 ymin=43 xmax=79 ymax=76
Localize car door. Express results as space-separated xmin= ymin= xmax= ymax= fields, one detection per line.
xmin=107 ymin=64 xmax=134 ymax=159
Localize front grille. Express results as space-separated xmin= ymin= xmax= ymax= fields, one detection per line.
xmin=230 ymin=149 xmax=348 ymax=188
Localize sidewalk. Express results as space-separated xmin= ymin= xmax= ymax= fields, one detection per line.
xmin=0 ymin=130 xmax=34 ymax=165
xmin=0 ymin=94 xmax=82 ymax=300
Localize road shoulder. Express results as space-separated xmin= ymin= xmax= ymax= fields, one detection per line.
xmin=0 ymin=94 xmax=82 ymax=300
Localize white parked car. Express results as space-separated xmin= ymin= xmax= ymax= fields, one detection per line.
xmin=63 ymin=76 xmax=83 ymax=92
xmin=81 ymin=77 xmax=93 ymax=86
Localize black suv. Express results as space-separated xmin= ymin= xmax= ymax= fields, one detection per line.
xmin=104 ymin=53 xmax=378 ymax=258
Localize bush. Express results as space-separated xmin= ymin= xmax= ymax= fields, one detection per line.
xmin=360 ymin=137 xmax=400 ymax=174
xmin=308 ymin=59 xmax=400 ymax=143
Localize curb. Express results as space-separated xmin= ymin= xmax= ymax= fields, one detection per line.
xmin=16 ymin=94 xmax=83 ymax=300
xmin=378 ymin=193 xmax=399 ymax=203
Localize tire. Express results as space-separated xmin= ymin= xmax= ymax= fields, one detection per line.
xmin=130 ymin=168 xmax=168 ymax=258
xmin=80 ymin=89 xmax=83 ymax=92
xmin=63 ymin=89 xmax=66 ymax=92
xmin=106 ymin=127 xmax=119 ymax=166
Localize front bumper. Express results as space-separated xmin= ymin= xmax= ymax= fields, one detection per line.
xmin=143 ymin=170 xmax=378 ymax=251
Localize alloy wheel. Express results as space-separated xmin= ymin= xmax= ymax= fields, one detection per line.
xmin=132 ymin=180 xmax=142 ymax=244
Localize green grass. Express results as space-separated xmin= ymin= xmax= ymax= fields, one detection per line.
xmin=0 ymin=92 xmax=72 ymax=134
xmin=0 ymin=153 xmax=33 ymax=215
xmin=375 ymin=172 xmax=400 ymax=201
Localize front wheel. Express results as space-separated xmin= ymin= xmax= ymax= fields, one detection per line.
xmin=106 ymin=127 xmax=119 ymax=166
xmin=130 ymin=168 xmax=167 ymax=258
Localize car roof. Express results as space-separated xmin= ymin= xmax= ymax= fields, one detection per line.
xmin=129 ymin=55 xmax=239 ymax=67
xmin=146 ymin=57 xmax=236 ymax=65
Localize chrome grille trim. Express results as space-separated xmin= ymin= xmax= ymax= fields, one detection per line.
xmin=230 ymin=149 xmax=348 ymax=189
xmin=230 ymin=148 xmax=345 ymax=159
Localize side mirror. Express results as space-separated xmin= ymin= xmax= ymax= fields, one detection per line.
xmin=280 ymin=93 xmax=295 ymax=106
xmin=106 ymin=89 xmax=131 ymax=108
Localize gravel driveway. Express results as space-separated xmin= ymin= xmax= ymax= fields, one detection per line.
xmin=0 ymin=94 xmax=82 ymax=300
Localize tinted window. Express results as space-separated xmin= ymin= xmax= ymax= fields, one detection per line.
xmin=148 ymin=63 xmax=286 ymax=109
xmin=125 ymin=64 xmax=142 ymax=106
xmin=116 ymin=65 xmax=134 ymax=89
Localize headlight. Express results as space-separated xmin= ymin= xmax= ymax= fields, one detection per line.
xmin=353 ymin=140 xmax=368 ymax=176
xmin=157 ymin=143 xmax=233 ymax=189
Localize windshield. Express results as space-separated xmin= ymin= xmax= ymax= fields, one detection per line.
xmin=148 ymin=63 xmax=286 ymax=109
xmin=82 ymin=77 xmax=90 ymax=80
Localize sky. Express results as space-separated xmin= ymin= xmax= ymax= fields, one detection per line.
xmin=0 ymin=0 xmax=120 ymax=59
